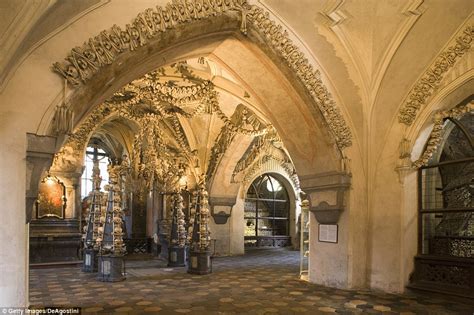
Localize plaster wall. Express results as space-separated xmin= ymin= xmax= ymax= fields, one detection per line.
xmin=306 ymin=172 xmax=368 ymax=289
xmin=401 ymin=171 xmax=418 ymax=288
xmin=208 ymin=219 xmax=232 ymax=256
xmin=309 ymin=208 xmax=349 ymax=288
xmin=369 ymin=141 xmax=405 ymax=292
xmin=345 ymin=146 xmax=369 ymax=289
xmin=0 ymin=128 xmax=28 ymax=306
xmin=230 ymin=197 xmax=246 ymax=255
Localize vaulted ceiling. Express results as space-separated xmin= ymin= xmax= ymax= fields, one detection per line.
xmin=1 ymin=0 xmax=472 ymax=183
xmin=78 ymin=57 xmax=296 ymax=192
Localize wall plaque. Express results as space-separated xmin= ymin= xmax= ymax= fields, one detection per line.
xmin=318 ymin=224 xmax=338 ymax=243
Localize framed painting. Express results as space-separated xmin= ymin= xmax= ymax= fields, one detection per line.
xmin=36 ymin=175 xmax=66 ymax=219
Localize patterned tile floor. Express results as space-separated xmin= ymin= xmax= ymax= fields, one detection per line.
xmin=30 ymin=248 xmax=473 ymax=314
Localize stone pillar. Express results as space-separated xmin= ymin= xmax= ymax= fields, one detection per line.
xmin=300 ymin=171 xmax=353 ymax=289
xmin=209 ymin=197 xmax=235 ymax=255
xmin=25 ymin=134 xmax=57 ymax=223
xmin=0 ymin=133 xmax=55 ymax=307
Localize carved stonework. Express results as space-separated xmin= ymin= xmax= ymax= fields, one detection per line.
xmin=412 ymin=102 xmax=473 ymax=168
xmin=52 ymin=0 xmax=352 ymax=151
xmin=398 ymin=24 xmax=474 ymax=126
xmin=310 ymin=201 xmax=343 ymax=224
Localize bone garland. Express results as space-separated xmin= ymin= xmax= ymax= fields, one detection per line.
xmin=232 ymin=125 xmax=279 ymax=176
xmin=52 ymin=0 xmax=352 ymax=150
xmin=399 ymin=25 xmax=473 ymax=125
xmin=170 ymin=192 xmax=187 ymax=247
xmin=66 ymin=102 xmax=114 ymax=151
xmin=206 ymin=104 xmax=268 ymax=182
xmin=169 ymin=114 xmax=193 ymax=153
xmin=198 ymin=187 xmax=211 ymax=250
xmin=188 ymin=186 xmax=211 ymax=251
xmin=412 ymin=102 xmax=474 ymax=168
xmin=206 ymin=121 xmax=237 ymax=182
xmin=131 ymin=114 xmax=188 ymax=189
xmin=241 ymin=154 xmax=300 ymax=191
xmin=53 ymin=0 xmax=246 ymax=85
xmin=187 ymin=190 xmax=199 ymax=246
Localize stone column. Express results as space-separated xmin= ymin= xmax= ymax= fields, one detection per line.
xmin=209 ymin=196 xmax=235 ymax=255
xmin=300 ymin=171 xmax=353 ymax=289
xmin=0 ymin=133 xmax=55 ymax=307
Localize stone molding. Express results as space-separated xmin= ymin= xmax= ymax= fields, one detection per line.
xmin=299 ymin=171 xmax=351 ymax=192
xmin=209 ymin=196 xmax=235 ymax=224
xmin=300 ymin=171 xmax=350 ymax=224
xmin=52 ymin=0 xmax=352 ymax=151
xmin=26 ymin=133 xmax=57 ymax=223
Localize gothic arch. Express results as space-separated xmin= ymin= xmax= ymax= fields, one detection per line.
xmin=51 ymin=112 xmax=140 ymax=174
xmin=238 ymin=171 xmax=299 ymax=248
xmin=51 ymin=0 xmax=352 ymax=156
xmin=368 ymin=70 xmax=473 ymax=293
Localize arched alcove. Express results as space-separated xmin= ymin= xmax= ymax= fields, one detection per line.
xmin=43 ymin=28 xmax=349 ymax=263
xmin=408 ymin=106 xmax=473 ymax=298
xmin=243 ymin=173 xmax=297 ymax=249
xmin=369 ymin=76 xmax=473 ymax=292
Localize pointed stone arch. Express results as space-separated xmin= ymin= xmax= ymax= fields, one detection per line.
xmin=52 ymin=0 xmax=352 ymax=153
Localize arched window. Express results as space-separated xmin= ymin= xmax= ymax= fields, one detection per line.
xmin=411 ymin=110 xmax=473 ymax=297
xmin=244 ymin=174 xmax=291 ymax=247
xmin=81 ymin=144 xmax=109 ymax=198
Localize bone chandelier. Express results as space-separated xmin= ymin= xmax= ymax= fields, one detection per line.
xmin=103 ymin=61 xmax=270 ymax=190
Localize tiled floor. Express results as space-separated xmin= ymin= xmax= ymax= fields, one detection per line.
xmin=30 ymin=248 xmax=473 ymax=314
